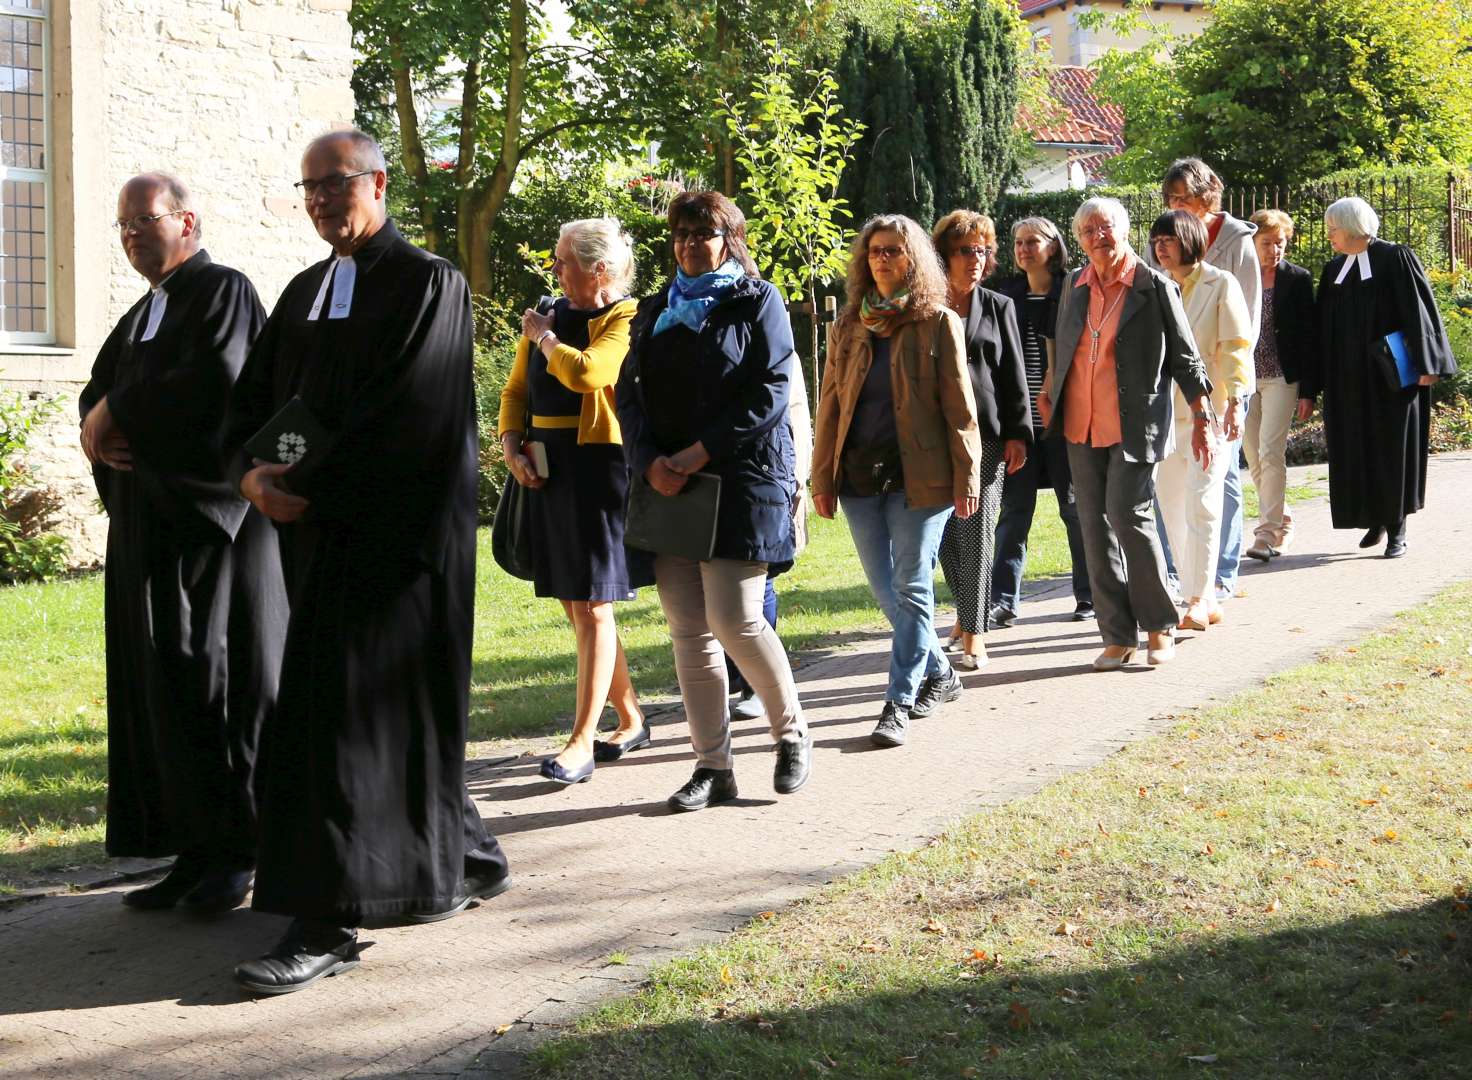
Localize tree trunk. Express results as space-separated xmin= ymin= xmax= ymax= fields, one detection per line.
xmin=715 ymin=7 xmax=736 ymax=195
xmin=459 ymin=0 xmax=528 ymax=299
xmin=455 ymin=49 xmax=482 ymax=275
xmin=388 ymin=33 xmax=443 ymax=254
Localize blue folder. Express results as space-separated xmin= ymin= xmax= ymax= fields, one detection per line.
xmin=1384 ymin=330 xmax=1418 ymax=389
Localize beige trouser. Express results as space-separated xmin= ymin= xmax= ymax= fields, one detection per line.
xmin=1157 ymin=417 xmax=1230 ymax=603
xmin=1243 ymin=376 xmax=1299 ymax=546
xmin=654 ymin=555 xmax=805 ymax=772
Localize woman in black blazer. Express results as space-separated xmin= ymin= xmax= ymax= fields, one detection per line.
xmin=931 ymin=211 xmax=1032 ymax=668
xmin=1243 ymin=210 xmax=1318 ymax=560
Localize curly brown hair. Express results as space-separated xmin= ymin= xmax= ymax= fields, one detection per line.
xmin=931 ymin=209 xmax=997 ymax=261
xmin=839 ymin=214 xmax=948 ymax=327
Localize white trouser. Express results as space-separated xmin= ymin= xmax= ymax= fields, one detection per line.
xmin=1157 ymin=418 xmax=1230 ymax=603
xmin=1243 ymin=376 xmax=1299 ymax=546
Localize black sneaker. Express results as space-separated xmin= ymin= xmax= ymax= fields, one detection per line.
xmin=988 ymin=604 xmax=1018 ymax=627
xmin=910 ymin=668 xmax=962 ymax=718
xmin=667 ymin=767 xmax=738 ymax=812
xmin=870 ymin=702 xmax=910 ymax=747
xmin=773 ymin=731 xmax=812 ymax=794
xmin=1072 ymin=601 xmax=1096 ymax=621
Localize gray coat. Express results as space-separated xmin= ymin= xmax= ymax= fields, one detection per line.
xmin=1047 ymin=259 xmax=1212 ymax=464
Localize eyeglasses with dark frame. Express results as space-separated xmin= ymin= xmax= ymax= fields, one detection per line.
xmin=294 ymin=170 xmax=376 ymax=199
xmin=954 ymin=245 xmax=996 ymax=259
xmin=867 ymin=245 xmax=905 ymax=261
xmin=113 ymin=210 xmax=188 ymax=233
xmin=672 ymin=227 xmax=725 ymax=245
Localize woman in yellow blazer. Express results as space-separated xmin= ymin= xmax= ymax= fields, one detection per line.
xmin=1149 ymin=210 xmax=1253 ymax=631
xmin=501 ymin=218 xmax=652 ymax=786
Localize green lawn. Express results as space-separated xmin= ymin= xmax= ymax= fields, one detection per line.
xmin=0 ymin=471 xmax=1327 ymax=892
xmin=530 ymin=578 xmax=1472 ymax=1079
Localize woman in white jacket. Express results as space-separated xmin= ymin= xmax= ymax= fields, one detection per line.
xmin=1150 ymin=210 xmax=1254 ymax=631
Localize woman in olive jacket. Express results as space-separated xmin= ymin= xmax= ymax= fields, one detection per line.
xmin=812 ymin=213 xmax=981 ymax=750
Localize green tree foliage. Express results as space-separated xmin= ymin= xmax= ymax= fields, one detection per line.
xmin=1089 ymin=0 xmax=1472 ymax=186
xmin=862 ymin=37 xmax=937 ymax=226
xmin=351 ymin=0 xmax=684 ymax=298
xmin=836 ymin=0 xmax=1023 ymax=225
xmin=722 ymin=46 xmax=864 ymax=301
xmin=0 ymin=393 xmax=68 ymax=585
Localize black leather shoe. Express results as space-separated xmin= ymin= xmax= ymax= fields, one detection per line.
xmin=773 ymin=731 xmax=812 ymax=795
xmin=402 ymin=866 xmax=513 ymax=925
xmin=235 ymin=922 xmax=358 ymax=996
xmin=540 ymin=754 xmax=594 ymax=785
xmin=1073 ymin=601 xmax=1096 ymax=621
xmin=667 ymin=768 xmax=737 ymax=812
xmin=870 ymin=702 xmax=909 ymax=747
xmin=121 ymin=853 xmax=208 ymax=910
xmin=592 ymin=722 xmax=652 ymax=762
xmin=988 ymin=604 xmax=1018 ymax=628
xmin=1384 ymin=538 xmax=1408 ymax=558
xmin=181 ymin=866 xmax=254 ymax=914
xmin=910 ymin=668 xmax=962 ymax=718
xmin=1359 ymin=526 xmax=1385 ymax=549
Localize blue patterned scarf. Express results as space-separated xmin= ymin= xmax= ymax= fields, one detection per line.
xmin=652 ymin=259 xmax=745 ymax=337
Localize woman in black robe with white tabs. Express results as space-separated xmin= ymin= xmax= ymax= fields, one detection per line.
xmin=1298 ymin=196 xmax=1456 ymax=558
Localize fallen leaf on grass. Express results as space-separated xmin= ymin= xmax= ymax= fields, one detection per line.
xmin=721 ymin=965 xmax=734 ymax=983
xmin=1007 ymin=1002 xmax=1032 ymax=1031
xmin=1138 ymin=786 xmax=1150 ymax=798
xmin=896 ymin=1055 xmax=918 ymax=1066
xmin=493 ymin=1024 xmax=512 ymax=1036
xmin=1055 ymin=921 xmax=1080 ymax=937
xmin=1306 ymin=857 xmax=1338 ymax=869
xmin=1097 ymin=822 xmax=1111 ymax=836
xmin=1440 ymin=1010 xmax=1458 ymax=1024
xmin=858 ymin=942 xmax=885 ymax=953
xmin=1359 ymin=799 xmax=1379 ymax=806
xmin=1200 ymin=843 xmax=1215 ymax=856
xmin=960 ymin=1068 xmax=981 ymax=1078
xmin=923 ymin=918 xmax=947 ymax=934
xmin=965 ymin=948 xmax=991 ymax=964
xmin=986 ymin=1044 xmax=1003 ymax=1060
xmin=1185 ymin=1053 xmax=1219 ymax=1064
xmin=1265 ymin=898 xmax=1282 ymax=914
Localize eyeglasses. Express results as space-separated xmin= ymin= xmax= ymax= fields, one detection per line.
xmin=672 ymin=228 xmax=724 ymax=245
xmin=867 ymin=245 xmax=905 ymax=261
xmin=1079 ymin=222 xmax=1118 ymax=239
xmin=294 ymin=171 xmax=375 ymax=198
xmin=955 ymin=245 xmax=996 ymax=258
xmin=1150 ymin=236 xmax=1179 ymax=247
xmin=113 ymin=210 xmax=187 ymax=233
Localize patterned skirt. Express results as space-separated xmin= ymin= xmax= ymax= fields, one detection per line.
xmin=938 ymin=437 xmax=1006 ymax=633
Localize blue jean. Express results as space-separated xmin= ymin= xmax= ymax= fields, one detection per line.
xmin=1215 ymin=433 xmax=1246 ymax=592
xmin=841 ymin=494 xmax=953 ymax=707
xmin=992 ymin=435 xmax=1091 ymax=612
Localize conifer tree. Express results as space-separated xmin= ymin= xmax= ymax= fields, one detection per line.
xmin=860 ymin=36 xmax=936 ymax=226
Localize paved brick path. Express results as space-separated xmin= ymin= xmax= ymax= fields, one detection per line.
xmin=4 ymin=455 xmax=1471 ymax=1079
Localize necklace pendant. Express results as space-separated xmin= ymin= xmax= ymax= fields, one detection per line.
xmin=1090 ymin=329 xmax=1100 ymax=341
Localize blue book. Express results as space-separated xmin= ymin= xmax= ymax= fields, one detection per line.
xmin=1384 ymin=330 xmax=1418 ymax=388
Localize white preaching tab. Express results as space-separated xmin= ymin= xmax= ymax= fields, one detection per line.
xmin=307 ymin=255 xmax=358 ymax=321
xmin=138 ymin=287 xmax=167 ymax=342
xmin=1333 ymin=249 xmax=1372 ymax=286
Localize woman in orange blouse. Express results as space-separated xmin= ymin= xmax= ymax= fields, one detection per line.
xmin=1038 ymin=198 xmax=1214 ymax=669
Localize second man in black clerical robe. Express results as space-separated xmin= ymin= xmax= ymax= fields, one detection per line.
xmin=79 ymin=173 xmax=286 ymax=913
xmin=1299 ymin=197 xmax=1457 ymax=558
xmin=230 ymin=130 xmax=509 ymax=995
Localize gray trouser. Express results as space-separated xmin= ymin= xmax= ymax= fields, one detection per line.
xmin=1066 ymin=441 xmax=1180 ymax=648
xmin=654 ymin=555 xmax=806 ymax=771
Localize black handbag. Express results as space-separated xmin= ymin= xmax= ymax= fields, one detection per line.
xmin=491 ymin=465 xmax=535 ymax=580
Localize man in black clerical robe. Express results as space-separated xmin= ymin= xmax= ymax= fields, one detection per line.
xmin=229 ymin=130 xmax=509 ymax=995
xmin=79 ymin=173 xmax=285 ymax=913
xmin=1299 ymin=207 xmax=1457 ymax=559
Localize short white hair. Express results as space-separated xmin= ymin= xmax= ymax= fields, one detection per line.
xmin=1073 ymin=197 xmax=1131 ymax=243
xmin=1324 ymin=196 xmax=1379 ymax=241
xmin=559 ymin=217 xmax=636 ymax=294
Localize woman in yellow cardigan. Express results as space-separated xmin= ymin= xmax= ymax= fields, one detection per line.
xmin=501 ymin=218 xmax=652 ymax=785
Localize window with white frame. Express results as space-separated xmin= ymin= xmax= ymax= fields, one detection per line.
xmin=0 ymin=0 xmax=48 ymax=344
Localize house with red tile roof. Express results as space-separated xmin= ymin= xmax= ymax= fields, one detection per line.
xmin=1013 ymin=1 xmax=1211 ymax=190
xmin=1018 ymin=0 xmax=1209 ymax=66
